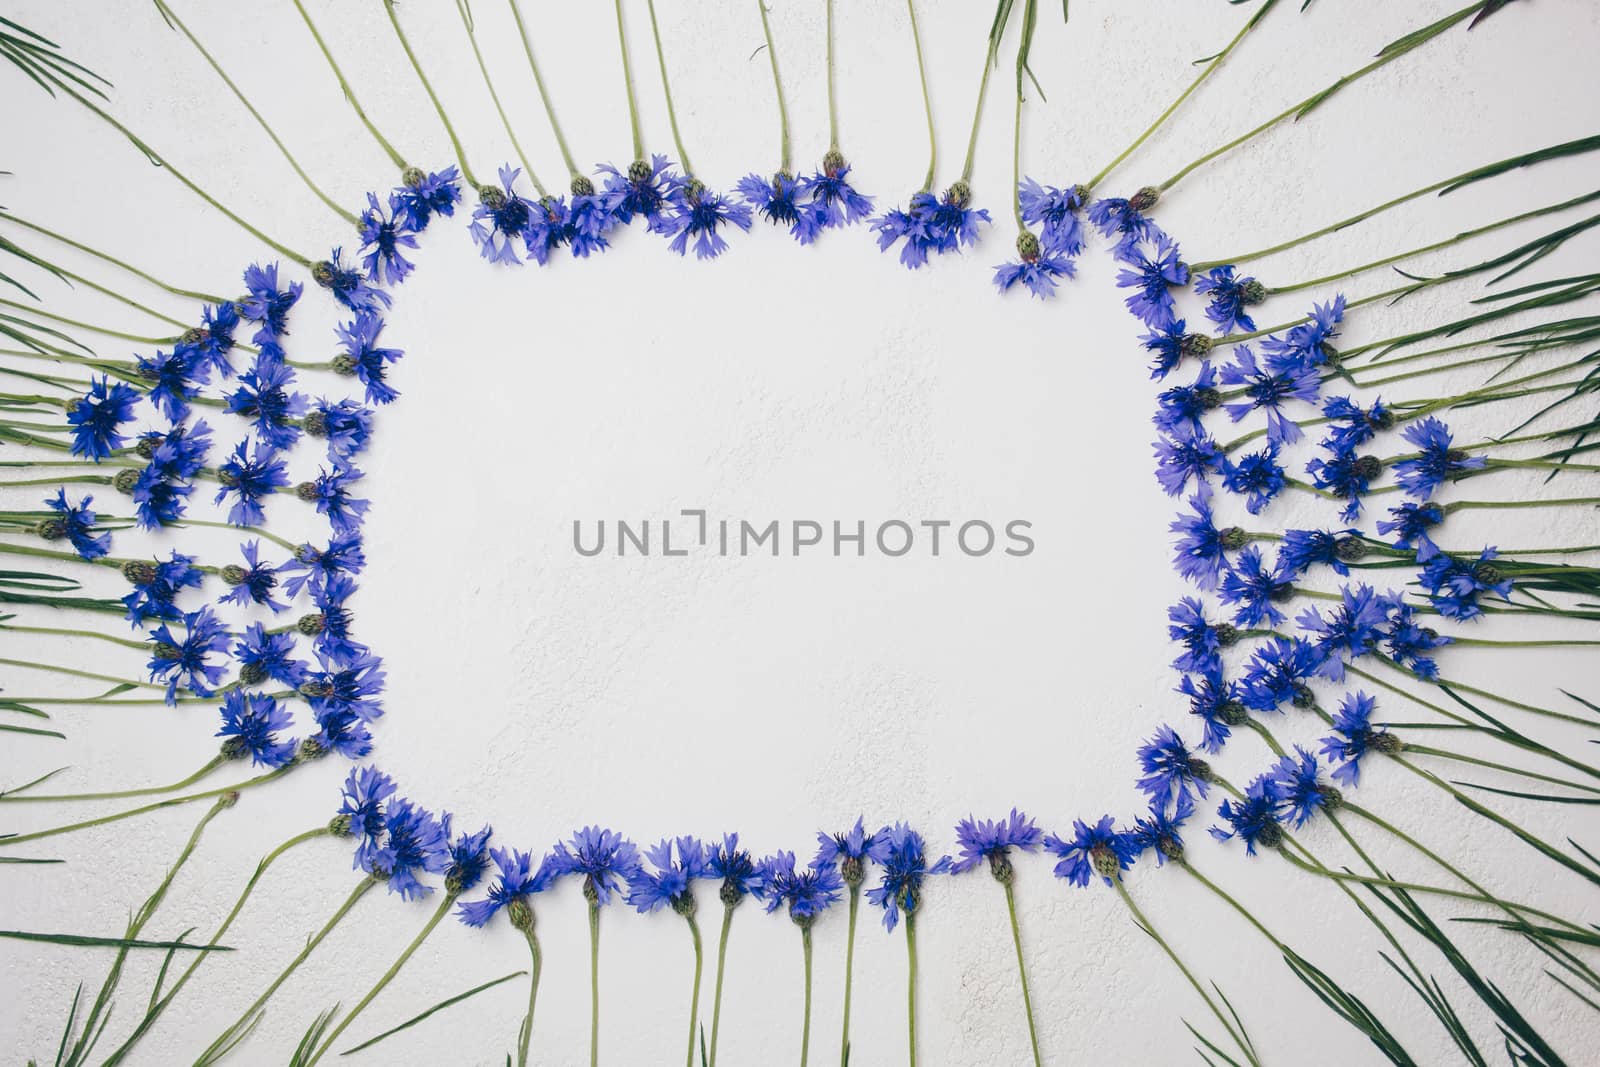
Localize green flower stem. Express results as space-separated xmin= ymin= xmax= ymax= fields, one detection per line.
xmin=1447 ymin=495 xmax=1600 ymax=513
xmin=682 ymin=910 xmax=704 ymax=1067
xmin=644 ymin=0 xmax=693 ymax=177
xmin=383 ymin=0 xmax=478 ymax=189
xmin=1368 ymin=657 xmax=1600 ymax=735
xmin=0 ymin=210 xmax=226 ymax=303
xmin=0 ymin=243 xmax=190 ymax=329
xmin=100 ymin=824 xmax=333 ymax=1067
xmin=904 ymin=912 xmax=920 ymax=1067
xmin=588 ymin=899 xmax=603 ymax=1067
xmin=1448 ymin=635 xmax=1600 ymax=649
xmin=1085 ymin=0 xmax=1278 ymax=193
xmin=613 ymin=0 xmax=645 ymax=161
xmin=457 ymin=0 xmax=546 ymax=198
xmin=304 ymin=891 xmax=458 ymax=1066
xmin=1157 ymin=0 xmax=1494 ymax=194
xmin=0 ymin=540 xmax=216 ymax=575
xmin=0 ymin=297 xmax=173 ymax=345
xmin=515 ymin=921 xmax=544 ymax=1066
xmin=1112 ymin=877 xmax=1260 ymax=1067
xmin=1003 ymin=881 xmax=1043 ymax=1067
xmin=0 ymin=763 xmax=293 ymax=847
xmin=1400 ymin=743 xmax=1600 ymax=797
xmin=508 ymin=0 xmax=580 ymax=181
xmin=756 ymin=0 xmax=791 ymax=174
xmin=0 ymin=473 xmax=113 ymax=489
xmin=174 ymin=516 xmax=301 ymax=553
xmin=0 ymin=655 xmax=169 ymax=694
xmin=708 ymin=900 xmax=735 ymax=1067
xmin=801 ymin=922 xmax=815 ymax=1067
xmin=906 ymin=0 xmax=936 ymax=192
xmin=839 ymin=883 xmax=859 ymax=1066
xmin=1010 ymin=53 xmax=1024 ymax=230
xmin=1180 ymin=860 xmax=1285 ymax=951
xmin=195 ymin=876 xmax=376 ymax=1065
xmin=957 ymin=46 xmax=996 ymax=186
xmin=1266 ymin=192 xmax=1600 ymax=296
xmin=288 ymin=0 xmax=408 ymax=171
xmin=0 ymin=621 xmax=147 ymax=651
xmin=1 ymin=754 xmax=226 ymax=803
xmin=154 ymin=0 xmax=355 ymax=224
xmin=60 ymin=794 xmax=231 ymax=1067
xmin=825 ymin=0 xmax=840 ymax=152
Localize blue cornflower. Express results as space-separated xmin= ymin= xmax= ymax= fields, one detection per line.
xmin=736 ymin=171 xmax=812 ymax=239
xmin=42 ymin=489 xmax=110 ymax=560
xmin=1153 ymin=362 xmax=1220 ymax=435
xmin=67 ymin=376 xmax=139 ymax=460
xmin=1221 ymin=446 xmax=1286 ymax=515
xmin=309 ymin=703 xmax=374 ymax=759
xmin=1193 ymin=266 xmax=1262 ymax=334
xmin=121 ymin=551 xmax=203 ymax=627
xmin=1169 ymin=486 xmax=1242 ymax=590
xmin=216 ymin=689 xmax=296 ymax=767
xmin=395 ymin=165 xmax=463 ymax=231
xmin=1275 ymin=527 xmax=1362 ymax=580
xmin=708 ymin=833 xmax=763 ymax=900
xmin=238 ymin=262 xmax=302 ymax=344
xmin=1319 ymin=691 xmax=1389 ymax=788
xmin=1211 ymin=774 xmax=1284 ymax=855
xmin=1296 ymin=584 xmax=1399 ymax=679
xmin=1420 ymin=547 xmax=1512 ymax=621
xmin=1129 ymin=792 xmax=1195 ymax=866
xmin=950 ymin=809 xmax=1042 ymax=878
xmin=1376 ymin=501 xmax=1444 ymax=562
xmin=1238 ymin=636 xmax=1324 ymax=713
xmin=469 ymin=166 xmax=535 ymax=264
xmin=146 ymin=605 xmax=232 ymax=702
xmin=1168 ymin=597 xmax=1234 ymax=675
xmin=1383 ymin=600 xmax=1452 ymax=680
xmin=189 ymin=301 xmax=242 ymax=380
xmin=1321 ymin=395 xmax=1393 ymax=452
xmin=1017 ymin=177 xmax=1087 ymax=256
xmin=225 ymin=349 xmax=306 ymax=450
xmin=547 ymin=826 xmax=642 ymax=906
xmin=1261 ymin=297 xmax=1345 ymax=372
xmin=137 ymin=419 xmax=212 ymax=482
xmin=1045 ymin=815 xmax=1137 ymax=887
xmin=522 ymin=195 xmax=571 ymax=265
xmin=131 ymin=466 xmax=192 ymax=530
xmin=219 ymin=540 xmax=287 ymax=613
xmin=1177 ymin=669 xmax=1243 ymax=753
xmin=214 ymin=439 xmax=288 ymax=527
xmin=1087 ymin=194 xmax=1162 ymax=260
xmin=136 ymin=346 xmax=198 ymax=421
xmin=442 ymin=819 xmax=494 ymax=895
xmin=872 ymin=185 xmax=990 ymax=268
xmin=314 ymin=247 xmax=390 ymax=313
xmin=598 ymin=155 xmax=687 ymax=230
xmin=661 ymin=181 xmax=753 ymax=259
xmin=459 ymin=847 xmax=556 ymax=927
xmin=282 ymin=534 xmax=366 ymax=599
xmin=814 ymin=816 xmax=892 ymax=887
xmin=1136 ymin=725 xmax=1212 ymax=807
xmin=1220 ymin=345 xmax=1320 ymax=446
xmin=627 ymin=836 xmax=714 ymax=913
xmin=1153 ymin=426 xmax=1224 ymax=496
xmin=563 ymin=184 xmax=614 ymax=257
xmin=1115 ymin=237 xmax=1189 ymax=327
xmin=370 ymin=797 xmax=449 ymax=900
xmin=233 ymin=621 xmax=306 ymax=688
xmin=334 ymin=313 xmax=402 ymax=406
xmin=299 ymin=463 xmax=369 ymax=535
xmin=760 ymin=851 xmax=844 ymax=923
xmin=1140 ymin=319 xmax=1201 ymax=380
xmin=307 ymin=397 xmax=374 ymax=461
xmin=1268 ymin=747 xmax=1335 ymax=827
xmin=302 ymin=651 xmax=386 ymax=723
xmin=1393 ymin=417 xmax=1485 ymax=499
xmin=358 ymin=191 xmax=419 ymax=285
xmin=1219 ymin=545 xmax=1292 ymax=627
xmin=337 ymin=766 xmax=396 ymax=870
xmin=1306 ymin=445 xmax=1381 ymax=522
xmin=993 ymin=234 xmax=1076 ymax=299
xmin=304 ymin=573 xmax=366 ymax=664
xmin=865 ymin=823 xmax=950 ymax=930
xmin=803 ymin=155 xmax=874 ymax=233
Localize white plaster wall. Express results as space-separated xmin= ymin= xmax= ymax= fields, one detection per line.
xmin=1 ymin=1 xmax=1598 ymax=1064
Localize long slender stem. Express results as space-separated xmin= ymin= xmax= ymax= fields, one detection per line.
xmin=645 ymin=0 xmax=693 ymax=176
xmin=1181 ymin=861 xmax=1284 ymax=950
xmin=305 ymin=891 xmax=457 ymax=1066
xmin=959 ymin=49 xmax=996 ymax=185
xmin=155 ymin=0 xmax=354 ymax=223
xmin=517 ymin=922 xmax=543 ymax=1067
xmin=839 ymin=884 xmax=859 ymax=1066
xmin=457 ymin=0 xmax=546 ymax=197
xmin=825 ymin=0 xmax=839 ymax=151
xmin=2 ymin=754 xmax=225 ymax=803
xmin=0 ymin=211 xmax=226 ymax=303
xmin=756 ymin=0 xmax=791 ymax=174
xmin=383 ymin=0 xmax=478 ymax=188
xmin=801 ymin=923 xmax=814 ymax=1067
xmin=906 ymin=0 xmax=936 ymax=192
xmin=614 ymin=0 xmax=645 ymax=161
xmin=708 ymin=901 xmax=734 ymax=1067
xmin=905 ymin=912 xmax=919 ymax=1067
xmin=589 ymin=900 xmax=602 ymax=1067
xmin=1002 ymin=882 xmax=1043 ymax=1067
xmin=195 ymin=876 xmax=374 ymax=1064
xmin=289 ymin=0 xmax=407 ymax=170
xmin=1085 ymin=0 xmax=1278 ymax=192
xmin=509 ymin=0 xmax=580 ymax=181
xmin=0 ymin=297 xmax=173 ymax=345
xmin=683 ymin=911 xmax=704 ymax=1067
xmin=1402 ymin=744 xmax=1600 ymax=796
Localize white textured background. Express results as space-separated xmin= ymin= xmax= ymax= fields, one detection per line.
xmin=2 ymin=1 xmax=1599 ymax=1064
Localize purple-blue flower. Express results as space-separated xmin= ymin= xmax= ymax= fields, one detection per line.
xmin=627 ymin=836 xmax=714 ymax=913
xmin=1115 ymin=237 xmax=1188 ymax=327
xmin=216 ymin=689 xmax=296 ymax=767
xmin=1193 ymin=266 xmax=1261 ymax=334
xmin=238 ymin=262 xmax=302 ymax=344
xmin=42 ymin=489 xmax=110 ymax=560
xmin=358 ymin=191 xmax=419 ymax=285
xmin=1211 ymin=774 xmax=1284 ymax=855
xmin=233 ymin=621 xmax=307 ymax=688
xmin=1018 ymin=177 xmax=1087 ymax=256
xmin=368 ymin=797 xmax=449 ymax=900
xmin=225 ymin=348 xmax=306 ymax=450
xmin=547 ymin=826 xmax=642 ymax=906
xmin=1221 ymin=445 xmax=1286 ymax=514
xmin=1420 ymin=547 xmax=1512 ymax=621
xmin=218 ymin=540 xmax=287 ymax=613
xmin=338 ymin=766 xmax=395 ymax=871
xmin=1045 ymin=815 xmax=1137 ymax=887
xmin=459 ymin=847 xmax=556 ymax=927
xmin=950 ymin=809 xmax=1042 ymax=877
xmin=1136 ymin=725 xmax=1212 ymax=807
xmin=1319 ymin=691 xmax=1387 ymax=787
xmin=334 ymin=312 xmax=403 ymax=406
xmin=146 ymin=605 xmax=232 ymax=702
xmin=1393 ymin=417 xmax=1485 ymax=499
xmin=314 ymin=247 xmax=389 ymax=314
xmin=214 ymin=439 xmax=288 ymax=527
xmin=661 ymin=182 xmax=753 ymax=259
xmin=395 ymin=165 xmax=463 ymax=231
xmin=67 ymin=376 xmax=139 ymax=461
xmin=760 ymin=851 xmax=844 ymax=922
xmin=865 ymin=823 xmax=950 ymax=930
